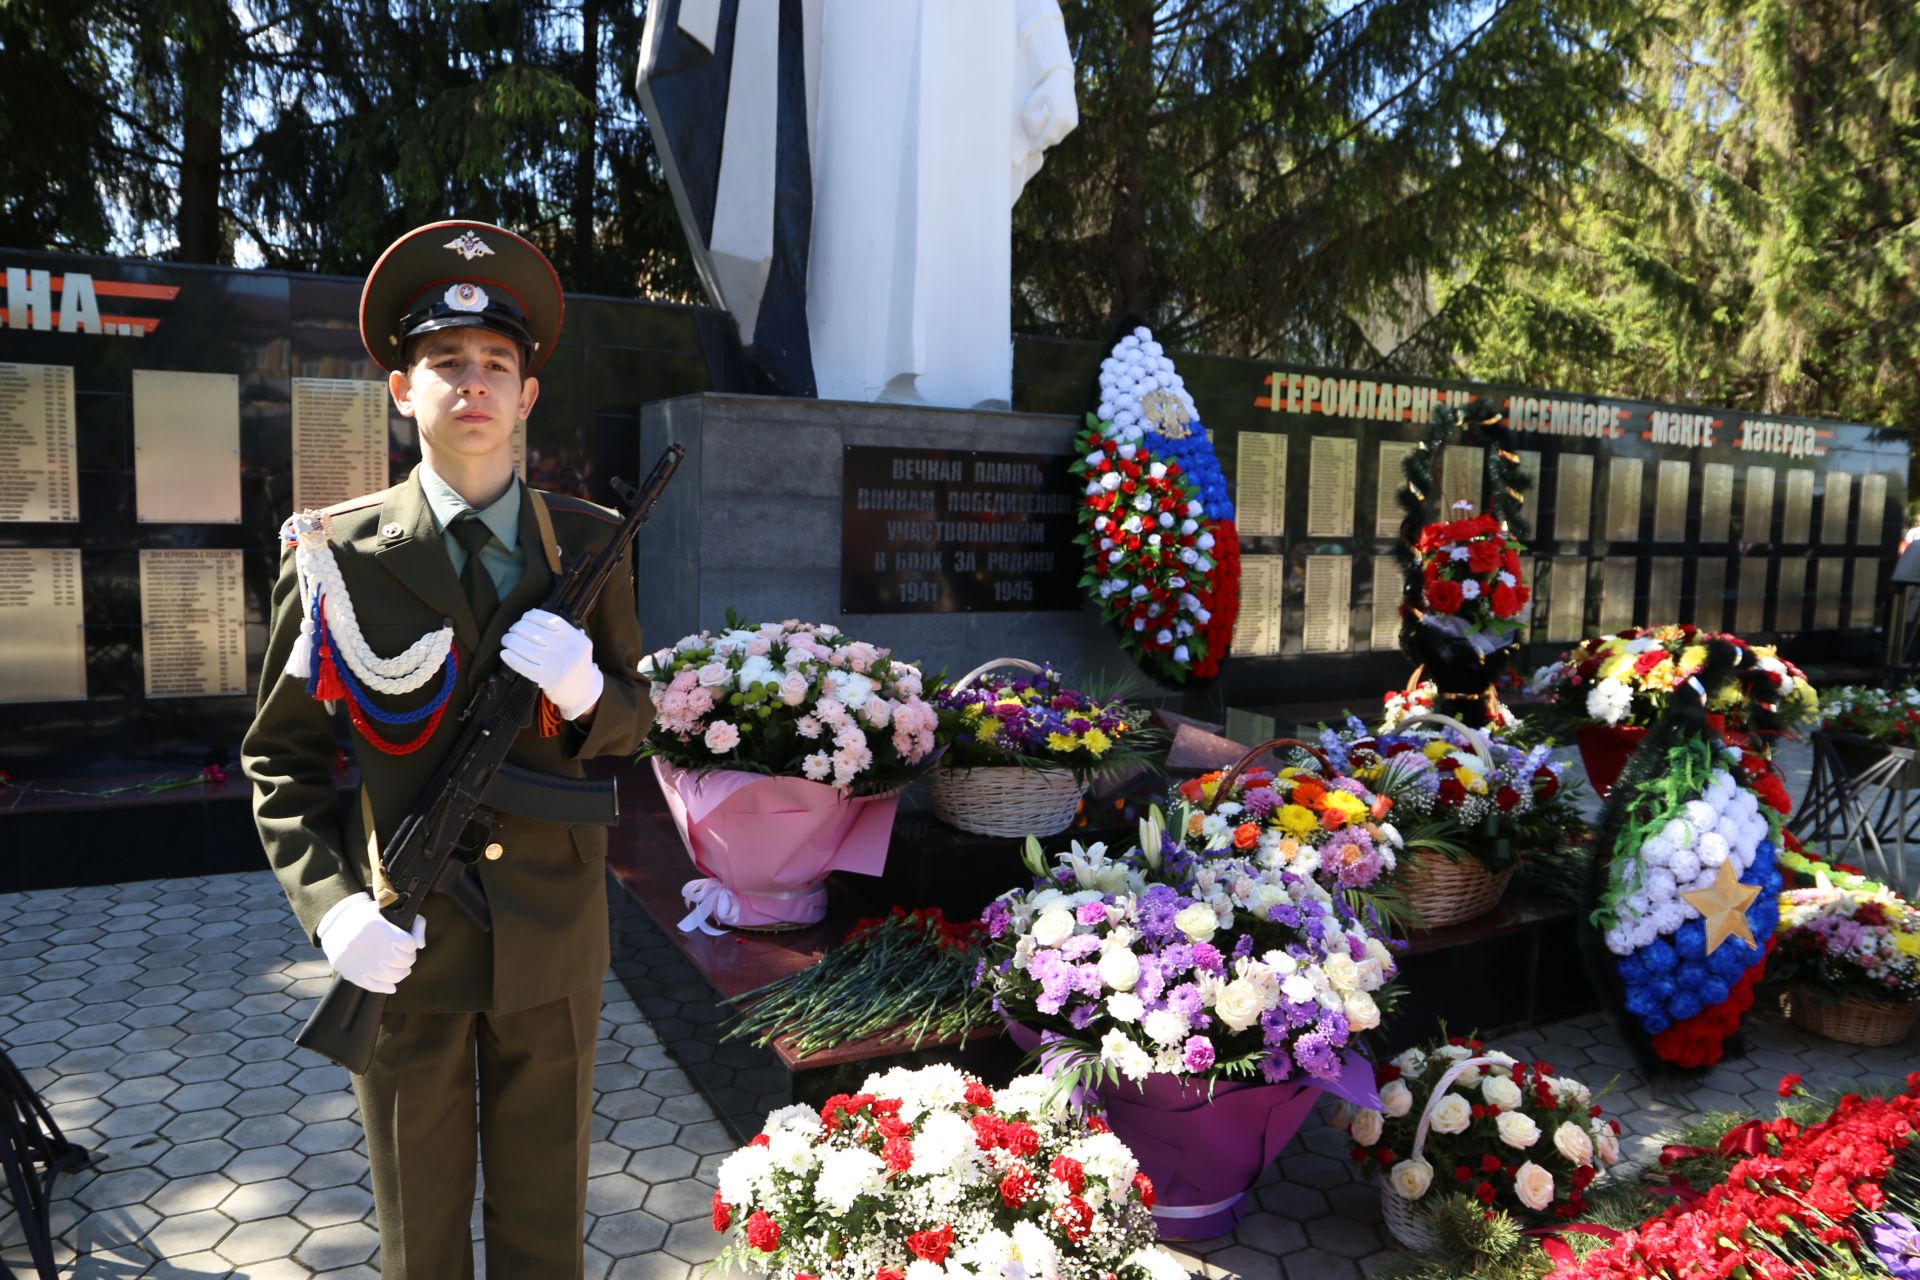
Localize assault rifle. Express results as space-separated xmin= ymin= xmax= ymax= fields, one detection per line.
xmin=296 ymin=444 xmax=685 ymax=1074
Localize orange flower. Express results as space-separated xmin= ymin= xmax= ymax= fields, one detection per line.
xmin=1370 ymin=794 xmax=1394 ymax=821
xmin=1321 ymin=807 xmax=1347 ymax=832
xmin=1233 ymin=822 xmax=1260 ymax=850
xmin=1292 ymin=779 xmax=1327 ymax=808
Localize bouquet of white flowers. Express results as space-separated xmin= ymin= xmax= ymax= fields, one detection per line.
xmin=708 ymin=1065 xmax=1185 ymax=1280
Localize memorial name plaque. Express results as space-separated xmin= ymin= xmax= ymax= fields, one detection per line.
xmin=1548 ymin=555 xmax=1587 ymax=642
xmin=1532 ymin=557 xmax=1550 ymax=632
xmin=1440 ymin=445 xmax=1484 ymax=519
xmin=1554 ymin=454 xmax=1594 ymax=542
xmin=1743 ymin=466 xmax=1777 ymax=543
xmin=1605 ymin=458 xmax=1643 ymax=542
xmin=1236 ymin=431 xmax=1287 ymax=537
xmin=1301 ymin=555 xmax=1352 ymax=653
xmin=1859 ymin=473 xmax=1889 ymax=545
xmin=1370 ymin=553 xmax=1401 ymax=649
xmin=1782 ymin=468 xmax=1815 ymax=543
xmin=1820 ymin=471 xmax=1852 ymax=545
xmin=1854 ymin=557 xmax=1882 ymax=628
xmin=133 ymin=369 xmax=241 ymax=524
xmin=1694 ymin=558 xmax=1727 ymax=631
xmin=1814 ymin=557 xmax=1845 ymax=629
xmin=1375 ymin=441 xmax=1415 ymax=538
xmin=1700 ymin=463 xmax=1734 ymax=543
xmin=1776 ymin=558 xmax=1807 ymax=629
xmin=1515 ymin=450 xmax=1543 ymax=527
xmin=1654 ymin=461 xmax=1691 ymax=541
xmin=0 ymin=363 xmax=78 ymax=524
xmin=1600 ymin=556 xmax=1637 ymax=632
xmin=1306 ymin=436 xmax=1357 ymax=537
xmin=1648 ymin=557 xmax=1683 ymax=619
xmin=1232 ymin=555 xmax=1284 ymax=657
xmin=0 ymin=548 xmax=85 ymax=703
xmin=1737 ymin=557 xmax=1768 ymax=633
xmin=840 ymin=447 xmax=1078 ymax=613
xmin=139 ymin=549 xmax=246 ymax=698
xmin=292 ymin=378 xmax=390 ymax=512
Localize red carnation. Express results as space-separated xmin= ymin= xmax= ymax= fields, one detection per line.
xmin=1779 ymin=1073 xmax=1803 ymax=1098
xmin=964 ymin=1081 xmax=995 ymax=1109
xmin=1437 ymin=777 xmax=1467 ymax=806
xmin=1479 ymin=1153 xmax=1503 ymax=1173
xmin=1132 ymin=1172 xmax=1155 ymax=1208
xmin=1474 ymin=1181 xmax=1497 ymax=1205
xmin=907 ymin=1225 xmax=954 ymax=1264
xmin=1495 ymin=785 xmax=1521 ymax=811
xmin=1049 ymin=1154 xmax=1085 ymax=1195
xmin=1426 ymin=578 xmax=1466 ymax=614
xmin=1468 ymin=540 xmax=1502 ymax=574
xmin=1490 ymin=583 xmax=1521 ymax=618
xmin=999 ymin=1165 xmax=1036 ymax=1209
xmin=1002 ymin=1121 xmax=1040 ymax=1158
xmin=745 ymin=1210 xmax=780 ymax=1253
xmin=971 ymin=1113 xmax=1004 ymax=1150
xmin=1503 ymin=547 xmax=1522 ymax=577
xmin=1053 ymin=1197 xmax=1095 ymax=1242
xmin=748 ymin=1133 xmax=770 ymax=1148
xmin=711 ymin=1191 xmax=730 ymax=1233
xmin=883 ymin=1135 xmax=914 ymax=1173
xmin=878 ymin=1269 xmax=906 ymax=1280
xmin=1453 ymin=1165 xmax=1472 ymax=1183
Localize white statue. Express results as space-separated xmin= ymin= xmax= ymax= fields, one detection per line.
xmin=638 ymin=0 xmax=1078 ymax=409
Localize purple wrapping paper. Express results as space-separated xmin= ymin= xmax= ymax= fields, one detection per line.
xmin=1005 ymin=1021 xmax=1380 ymax=1240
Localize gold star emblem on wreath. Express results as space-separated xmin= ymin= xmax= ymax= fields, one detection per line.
xmin=1139 ymin=389 xmax=1193 ymax=439
xmin=1681 ymin=860 xmax=1761 ymax=954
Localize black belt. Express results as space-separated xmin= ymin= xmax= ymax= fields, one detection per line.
xmin=485 ymin=764 xmax=620 ymax=826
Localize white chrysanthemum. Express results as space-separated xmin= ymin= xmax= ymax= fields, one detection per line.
xmin=1669 ymin=846 xmax=1702 ymax=882
xmin=1124 ymin=1247 xmax=1192 ymax=1280
xmin=1662 ymin=818 xmax=1695 ymax=849
xmin=1684 ymin=800 xmax=1719 ymax=830
xmin=1586 ymin=678 xmax=1633 ymax=724
xmin=913 ymin=1109 xmax=978 ymax=1177
xmin=1070 ymin=1131 xmax=1140 ymax=1193
xmin=766 ymin=1129 xmax=816 ymax=1176
xmin=1640 ymin=836 xmax=1673 ymax=867
xmin=1604 ymin=925 xmax=1634 ymax=955
xmin=1100 ymin=1028 xmax=1154 ymax=1081
xmin=1644 ymin=867 xmax=1678 ymax=903
xmin=1142 ymin=1009 xmax=1189 ymax=1046
xmin=717 ymin=1145 xmax=775 ymax=1206
xmin=815 ymin=1147 xmax=888 ymax=1215
xmin=763 ymin=1103 xmax=820 ymax=1134
xmin=1010 ymin=1220 xmax=1059 ymax=1280
xmin=995 ymin=1074 xmax=1056 ymax=1119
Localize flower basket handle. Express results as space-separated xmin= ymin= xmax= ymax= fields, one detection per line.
xmin=1410 ymin=1055 xmax=1501 ymax=1165
xmin=1206 ymin=737 xmax=1335 ymax=814
xmin=950 ymin=657 xmax=1048 ymax=692
xmin=1388 ymin=711 xmax=1498 ymax=778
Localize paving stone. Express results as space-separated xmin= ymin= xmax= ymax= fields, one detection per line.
xmin=145 ymin=1208 xmax=238 ymax=1258
xmin=626 ymin=1143 xmax=699 ymax=1183
xmin=227 ymin=1113 xmax=305 ymax=1149
xmin=290 ymin=1091 xmax=358 ymax=1124
xmin=59 ymin=1022 xmax=134 ymax=1049
xmin=101 ymin=1076 xmax=179 ymax=1108
xmin=222 ymin=1143 xmax=306 ymax=1183
xmin=228 ymin=1083 xmax=303 ymax=1117
xmin=119 ymin=1026 xmax=188 ymax=1054
xmin=644 ymin=1177 xmax=714 ymax=1222
xmin=293 ymin=1220 xmax=380 ymax=1269
xmin=610 ymin=1253 xmax=693 ymax=1280
xmin=95 ymin=1100 xmax=175 ymax=1139
xmin=73 ymin=1165 xmax=166 ymax=1210
xmin=1231 ymin=1211 xmax=1309 ymax=1256
xmin=293 ymin=1182 xmax=375 ymax=1228
xmin=588 ymin=1172 xmax=652 ymax=1217
xmin=218 ymin=1176 xmax=307 ymax=1222
xmin=169 ymin=1054 xmax=243 ymax=1085
xmin=597 ymin=1088 xmax=663 ymax=1121
xmin=1307 ymin=1212 xmax=1389 ymax=1258
xmin=292 ymin=1150 xmax=368 ymax=1190
xmin=609 ymin=1116 xmax=678 ymax=1150
xmin=161 ymin=1107 xmax=241 ymax=1143
xmin=675 ymin=1121 xmax=734 ymax=1155
xmin=291 ymin=1118 xmax=363 ymax=1155
xmin=169 ymin=1080 xmax=242 ymax=1112
xmin=1205 ymin=1245 xmax=1284 ymax=1279
xmin=159 ymin=1138 xmax=241 ymax=1177
xmin=144 ymin=1249 xmax=239 ymax=1277
xmin=148 ymin=1172 xmax=240 ymax=1216
xmin=592 ymin=1208 xmax=671 ymax=1258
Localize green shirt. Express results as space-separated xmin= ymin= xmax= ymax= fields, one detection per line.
xmin=419 ymin=463 xmax=524 ymax=600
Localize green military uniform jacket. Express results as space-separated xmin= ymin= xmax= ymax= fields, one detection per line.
xmin=243 ymin=467 xmax=651 ymax=1015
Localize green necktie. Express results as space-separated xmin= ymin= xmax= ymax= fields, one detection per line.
xmin=450 ymin=514 xmax=499 ymax=629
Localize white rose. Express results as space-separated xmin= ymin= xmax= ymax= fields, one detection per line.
xmin=1031 ymin=909 xmax=1076 ymax=948
xmin=1390 ymin=1047 xmax=1428 ymax=1077
xmin=1350 ymin=1108 xmax=1384 ymax=1146
xmin=1322 ymin=954 xmax=1360 ymax=992
xmin=696 ymin=661 xmax=730 ymax=687
xmin=1213 ymin=978 xmax=1266 ymax=1033
xmin=1427 ymin=1094 xmax=1472 ymax=1135
xmin=1481 ymin=1076 xmax=1523 ymax=1111
xmin=1098 ymin=946 xmax=1141 ymax=991
xmin=1378 ymin=1080 xmax=1413 ymax=1119
xmin=1591 ymin=1122 xmax=1621 ymax=1166
xmin=1342 ymin=990 xmax=1381 ymax=1032
xmin=1173 ymin=902 xmax=1219 ymax=943
xmin=1513 ymin=1161 xmax=1556 ymax=1212
xmin=1496 ymin=1111 xmax=1541 ymax=1149
xmin=1142 ymin=1010 xmax=1188 ymax=1046
xmin=1389 ymin=1158 xmax=1435 ymax=1201
xmin=1553 ymin=1120 xmax=1595 ymax=1167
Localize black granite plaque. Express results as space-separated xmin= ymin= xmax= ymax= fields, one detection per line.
xmin=840 ymin=445 xmax=1079 ymax=613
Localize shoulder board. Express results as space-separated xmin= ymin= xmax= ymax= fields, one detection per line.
xmin=537 ymin=491 xmax=621 ymax=526
xmin=323 ymin=487 xmax=395 ymax=517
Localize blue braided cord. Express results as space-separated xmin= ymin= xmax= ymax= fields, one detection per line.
xmin=317 ymin=606 xmax=458 ymax=724
xmin=304 ymin=590 xmax=323 ymax=700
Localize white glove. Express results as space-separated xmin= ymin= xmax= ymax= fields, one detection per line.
xmin=501 ymin=608 xmax=605 ymax=721
xmin=316 ymin=894 xmax=426 ymax=995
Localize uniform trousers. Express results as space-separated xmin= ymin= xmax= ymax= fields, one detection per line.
xmin=351 ymin=985 xmax=600 ymax=1279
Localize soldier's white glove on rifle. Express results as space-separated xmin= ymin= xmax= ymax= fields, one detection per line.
xmin=316 ymin=895 xmax=426 ymax=995
xmin=501 ymin=608 xmax=603 ymax=721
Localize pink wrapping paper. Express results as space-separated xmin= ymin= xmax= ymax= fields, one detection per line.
xmin=652 ymin=759 xmax=903 ymax=929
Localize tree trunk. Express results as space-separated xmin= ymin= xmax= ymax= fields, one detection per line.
xmin=174 ymin=0 xmax=226 ymax=263
xmin=1110 ymin=0 xmax=1155 ymax=318
xmin=571 ymin=0 xmax=602 ymax=287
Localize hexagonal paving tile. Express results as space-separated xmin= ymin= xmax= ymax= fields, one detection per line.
xmin=159 ymin=1138 xmax=241 ymax=1177
xmin=293 ymin=1220 xmax=380 ymax=1270
xmin=219 ymin=1175 xmax=308 ymax=1223
xmin=292 ymin=1183 xmax=375 ymax=1229
xmin=590 ymin=1208 xmax=671 ymax=1258
xmin=644 ymin=1178 xmax=715 ymax=1223
xmin=148 ymin=1171 xmax=240 ymax=1216
xmin=144 ymin=1207 xmax=238 ymax=1258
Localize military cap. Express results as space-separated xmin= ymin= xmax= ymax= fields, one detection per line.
xmin=360 ymin=220 xmax=565 ymax=374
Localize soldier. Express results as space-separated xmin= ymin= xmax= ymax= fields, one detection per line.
xmin=242 ymin=220 xmax=651 ymax=1278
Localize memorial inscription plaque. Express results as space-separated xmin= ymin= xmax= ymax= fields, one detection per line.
xmin=1370 ymin=553 xmax=1401 ymax=650
xmin=1237 ymin=431 xmax=1287 ymax=537
xmin=1654 ymin=461 xmax=1691 ymax=541
xmin=839 ymin=447 xmax=1078 ymax=613
xmin=1600 ymin=556 xmax=1637 ymax=631
xmin=1375 ymin=441 xmax=1415 ymax=538
xmin=1776 ymin=558 xmax=1808 ymax=629
xmin=1554 ymin=454 xmax=1594 ymax=542
xmin=292 ymin=378 xmax=390 ymax=511
xmin=1744 ymin=466 xmax=1777 ymax=542
xmin=1605 ymin=458 xmax=1643 ymax=542
xmin=1548 ymin=555 xmax=1587 ymax=642
xmin=0 ymin=547 xmax=85 ymax=703
xmin=1700 ymin=463 xmax=1734 ymax=544
xmin=1307 ymin=437 xmax=1357 ymax=537
xmin=1648 ymin=557 xmax=1683 ymax=619
xmin=133 ymin=370 xmax=241 ymax=524
xmin=1694 ymin=558 xmax=1727 ymax=631
xmin=1301 ymin=555 xmax=1352 ymax=653
xmin=1854 ymin=557 xmax=1882 ymax=628
xmin=1820 ymin=471 xmax=1852 ymax=546
xmin=0 ymin=363 xmax=78 ymax=524
xmin=1815 ymin=557 xmax=1845 ymax=629
xmin=1782 ymin=468 xmax=1815 ymax=543
xmin=1858 ymin=473 xmax=1890 ymax=545
xmin=1737 ymin=557 xmax=1768 ymax=633
xmin=139 ymin=549 xmax=247 ymax=698
xmin=1440 ymin=445 xmax=1484 ymax=519
xmin=1232 ymin=555 xmax=1284 ymax=657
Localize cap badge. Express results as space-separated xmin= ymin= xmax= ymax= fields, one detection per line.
xmin=444 ymin=283 xmax=490 ymax=313
xmin=444 ymin=231 xmax=496 ymax=261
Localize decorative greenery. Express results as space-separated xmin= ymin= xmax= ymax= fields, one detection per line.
xmin=1820 ymin=685 xmax=1920 ymax=748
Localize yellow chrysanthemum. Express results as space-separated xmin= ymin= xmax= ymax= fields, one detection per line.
xmin=1081 ymin=727 xmax=1112 ymax=756
xmin=1601 ymin=653 xmax=1637 ymax=682
xmin=962 ymin=702 xmax=985 ymax=719
xmin=1678 ymin=644 xmax=1707 ymax=674
xmin=1324 ymin=791 xmax=1367 ymax=821
xmin=1455 ymin=766 xmax=1487 ymax=794
xmin=975 ymin=719 xmax=1001 ymax=743
xmin=1895 ymin=932 xmax=1920 ymax=959
xmin=1046 ymin=732 xmax=1080 ymax=753
xmin=1641 ymin=658 xmax=1679 ymax=692
xmin=1278 ymin=767 xmax=1302 ymax=781
xmin=1276 ymin=804 xmax=1319 ymax=838
xmin=1423 ymin=741 xmax=1452 ymax=761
